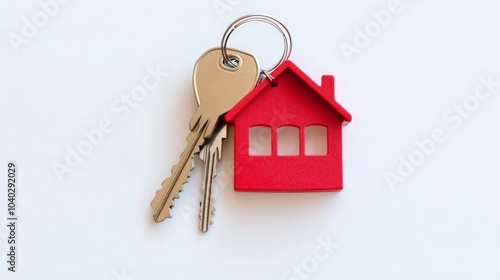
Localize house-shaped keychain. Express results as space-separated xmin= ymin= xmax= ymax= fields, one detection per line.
xmin=225 ymin=60 xmax=352 ymax=192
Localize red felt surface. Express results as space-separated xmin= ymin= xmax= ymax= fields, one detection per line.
xmin=225 ymin=60 xmax=351 ymax=192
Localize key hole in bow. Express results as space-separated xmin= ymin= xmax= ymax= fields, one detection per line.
xmin=222 ymin=55 xmax=240 ymax=68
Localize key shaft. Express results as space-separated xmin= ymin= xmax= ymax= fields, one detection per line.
xmin=200 ymin=146 xmax=216 ymax=232
xmin=199 ymin=124 xmax=227 ymax=232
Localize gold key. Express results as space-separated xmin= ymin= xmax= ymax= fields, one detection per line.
xmin=150 ymin=48 xmax=259 ymax=222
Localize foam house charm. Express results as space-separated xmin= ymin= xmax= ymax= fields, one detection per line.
xmin=225 ymin=60 xmax=352 ymax=192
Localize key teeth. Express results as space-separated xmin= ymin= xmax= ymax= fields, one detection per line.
xmin=151 ymin=135 xmax=205 ymax=222
xmin=151 ymin=193 xmax=174 ymax=222
xmin=210 ymin=204 xmax=215 ymax=221
xmin=209 ymin=206 xmax=215 ymax=225
xmin=151 ymin=182 xmax=182 ymax=222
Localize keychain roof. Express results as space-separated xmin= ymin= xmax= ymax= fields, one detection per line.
xmin=225 ymin=60 xmax=352 ymax=124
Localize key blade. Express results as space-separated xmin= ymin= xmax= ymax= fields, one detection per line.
xmin=190 ymin=47 xmax=259 ymax=139
xmin=150 ymin=121 xmax=208 ymax=222
xmin=199 ymin=124 xmax=227 ymax=232
xmin=199 ymin=146 xmax=217 ymax=232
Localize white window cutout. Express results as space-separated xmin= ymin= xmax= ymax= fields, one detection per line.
xmin=305 ymin=125 xmax=327 ymax=155
xmin=249 ymin=126 xmax=271 ymax=155
xmin=278 ymin=126 xmax=299 ymax=155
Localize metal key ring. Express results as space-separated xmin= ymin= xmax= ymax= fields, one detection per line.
xmin=221 ymin=14 xmax=292 ymax=78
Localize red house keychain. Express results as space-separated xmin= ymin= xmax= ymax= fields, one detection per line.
xmin=222 ymin=16 xmax=352 ymax=192
xmin=150 ymin=14 xmax=352 ymax=233
xmin=225 ymin=61 xmax=351 ymax=192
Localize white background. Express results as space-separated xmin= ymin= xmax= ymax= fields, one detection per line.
xmin=1 ymin=0 xmax=500 ymax=279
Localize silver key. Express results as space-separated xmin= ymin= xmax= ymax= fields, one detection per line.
xmin=150 ymin=48 xmax=259 ymax=222
xmin=199 ymin=123 xmax=227 ymax=232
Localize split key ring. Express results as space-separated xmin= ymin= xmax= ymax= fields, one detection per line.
xmin=220 ymin=14 xmax=293 ymax=85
